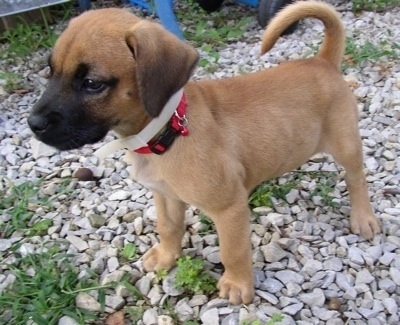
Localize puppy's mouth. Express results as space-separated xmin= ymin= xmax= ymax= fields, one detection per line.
xmin=28 ymin=113 xmax=109 ymax=151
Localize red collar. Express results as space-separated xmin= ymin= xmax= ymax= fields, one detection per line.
xmin=134 ymin=93 xmax=189 ymax=155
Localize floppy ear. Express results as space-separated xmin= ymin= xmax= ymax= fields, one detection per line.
xmin=125 ymin=21 xmax=199 ymax=117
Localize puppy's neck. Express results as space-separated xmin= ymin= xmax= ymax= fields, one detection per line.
xmin=94 ymin=89 xmax=184 ymax=160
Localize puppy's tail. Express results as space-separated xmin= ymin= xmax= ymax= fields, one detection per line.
xmin=261 ymin=1 xmax=345 ymax=70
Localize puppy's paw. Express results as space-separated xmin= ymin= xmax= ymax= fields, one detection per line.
xmin=350 ymin=213 xmax=381 ymax=239
xmin=217 ymin=273 xmax=254 ymax=305
xmin=142 ymin=244 xmax=180 ymax=271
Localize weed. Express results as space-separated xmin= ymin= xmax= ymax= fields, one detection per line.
xmin=174 ymin=256 xmax=217 ymax=294
xmin=198 ymin=213 xmax=215 ymax=234
xmin=125 ymin=306 xmax=146 ymax=323
xmin=0 ymin=22 xmax=58 ymax=59
xmin=352 ymin=0 xmax=399 ymax=12
xmin=267 ymin=313 xmax=285 ymax=324
xmin=0 ymin=179 xmax=71 ymax=238
xmin=155 ymin=268 xmax=169 ymax=283
xmin=0 ymin=243 xmax=106 ymax=324
xmin=0 ymin=72 xmax=24 ymax=93
xmin=183 ymin=321 xmax=201 ymax=325
xmin=177 ymin=0 xmax=252 ymax=67
xmin=249 ymin=178 xmax=299 ymax=208
xmin=309 ymin=177 xmax=338 ymax=207
xmin=344 ymin=37 xmax=399 ymax=67
xmin=0 ymin=3 xmax=72 ymax=63
xmin=120 ymin=242 xmax=137 ymax=261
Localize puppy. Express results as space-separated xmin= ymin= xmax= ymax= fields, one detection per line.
xmin=28 ymin=1 xmax=380 ymax=304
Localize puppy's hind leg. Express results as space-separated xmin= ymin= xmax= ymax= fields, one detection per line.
xmin=143 ymin=192 xmax=187 ymax=271
xmin=324 ymin=104 xmax=380 ymax=239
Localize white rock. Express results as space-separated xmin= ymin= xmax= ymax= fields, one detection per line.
xmin=75 ymin=292 xmax=101 ymax=312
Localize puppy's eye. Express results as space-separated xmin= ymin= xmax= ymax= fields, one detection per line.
xmin=83 ymin=79 xmax=106 ymax=93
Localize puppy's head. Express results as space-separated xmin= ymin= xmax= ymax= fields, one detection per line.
xmin=28 ymin=8 xmax=199 ymax=150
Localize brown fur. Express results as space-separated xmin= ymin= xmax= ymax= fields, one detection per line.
xmin=29 ymin=1 xmax=380 ymax=304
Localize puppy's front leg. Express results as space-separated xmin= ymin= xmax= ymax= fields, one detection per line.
xmin=143 ymin=192 xmax=186 ymax=271
xmin=208 ymin=201 xmax=254 ymax=305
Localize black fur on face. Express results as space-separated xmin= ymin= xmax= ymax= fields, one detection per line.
xmin=28 ymin=62 xmax=118 ymax=150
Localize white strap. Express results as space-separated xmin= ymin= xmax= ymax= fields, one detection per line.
xmin=94 ymin=88 xmax=184 ymax=161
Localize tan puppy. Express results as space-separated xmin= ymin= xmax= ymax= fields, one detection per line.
xmin=28 ymin=1 xmax=380 ymax=304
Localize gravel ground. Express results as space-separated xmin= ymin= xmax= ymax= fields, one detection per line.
xmin=1 ymin=0 xmax=400 ymax=324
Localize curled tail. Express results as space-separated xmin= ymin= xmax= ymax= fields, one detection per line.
xmin=261 ymin=1 xmax=345 ymax=70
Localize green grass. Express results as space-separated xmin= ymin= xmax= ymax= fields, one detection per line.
xmin=177 ymin=0 xmax=252 ymax=68
xmin=0 ymin=72 xmax=24 ymax=93
xmin=344 ymin=37 xmax=399 ymax=67
xmin=0 ymin=243 xmax=106 ymax=324
xmin=0 ymin=179 xmax=71 ymax=238
xmin=352 ymin=0 xmax=399 ymax=12
xmin=120 ymin=242 xmax=137 ymax=261
xmin=0 ymin=3 xmax=72 ymax=63
xmin=249 ymin=171 xmax=338 ymax=209
xmin=174 ymin=256 xmax=217 ymax=294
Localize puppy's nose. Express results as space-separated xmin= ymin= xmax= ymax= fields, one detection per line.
xmin=28 ymin=115 xmax=49 ymax=134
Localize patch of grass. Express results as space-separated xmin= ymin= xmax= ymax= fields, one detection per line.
xmin=0 ymin=243 xmax=107 ymax=324
xmin=174 ymin=256 xmax=217 ymax=294
xmin=0 ymin=72 xmax=24 ymax=93
xmin=0 ymin=179 xmax=72 ymax=238
xmin=309 ymin=173 xmax=338 ymax=207
xmin=0 ymin=3 xmax=72 ymax=62
xmin=120 ymin=242 xmax=137 ymax=261
xmin=198 ymin=213 xmax=215 ymax=235
xmin=249 ymin=178 xmax=299 ymax=208
xmin=352 ymin=0 xmax=399 ymax=12
xmin=177 ymin=0 xmax=252 ymax=68
xmin=267 ymin=313 xmax=285 ymax=325
xmin=0 ymin=21 xmax=57 ymax=60
xmin=155 ymin=268 xmax=169 ymax=283
xmin=125 ymin=306 xmax=146 ymax=323
xmin=344 ymin=37 xmax=399 ymax=67
xmin=249 ymin=171 xmax=340 ymax=209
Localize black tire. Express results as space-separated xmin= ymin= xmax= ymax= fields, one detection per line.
xmin=257 ymin=0 xmax=298 ymax=34
xmin=194 ymin=0 xmax=225 ymax=12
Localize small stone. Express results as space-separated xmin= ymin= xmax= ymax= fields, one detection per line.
xmin=355 ymin=269 xmax=375 ymax=285
xmin=175 ymin=298 xmax=194 ymax=322
xmin=100 ymin=270 xmax=125 ymax=286
xmin=105 ymin=295 xmax=125 ymax=310
xmin=312 ymin=306 xmax=340 ymax=321
xmin=107 ymin=257 xmax=119 ymax=272
xmin=158 ymin=315 xmax=175 ymax=325
xmin=58 ymin=316 xmax=79 ymax=325
xmin=282 ymin=303 xmax=304 ymax=316
xmin=378 ymin=278 xmax=396 ymax=293
xmin=328 ymin=298 xmax=341 ymax=311
xmin=255 ymin=290 xmax=279 ymax=304
xmin=260 ymin=278 xmax=284 ymax=293
xmin=89 ymin=214 xmax=106 ymax=228
xmin=90 ymin=257 xmax=105 ymax=274
xmin=302 ymin=259 xmax=323 ymax=276
xmin=200 ymin=308 xmax=219 ymax=325
xmin=275 ymin=270 xmax=304 ymax=285
xmin=143 ymin=308 xmax=158 ymax=325
xmin=261 ymin=242 xmax=287 ymax=263
xmin=135 ymin=276 xmax=151 ymax=296
xmin=382 ymin=298 xmax=398 ymax=314
xmin=300 ymin=288 xmax=325 ymax=307
xmin=75 ymin=292 xmax=101 ymax=312
xmin=358 ymin=307 xmax=379 ymax=319
xmin=74 ymin=167 xmax=94 ymax=181
xmin=389 ymin=267 xmax=400 ymax=285
xmin=66 ymin=235 xmax=89 ymax=252
xmin=109 ymin=190 xmax=131 ymax=201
